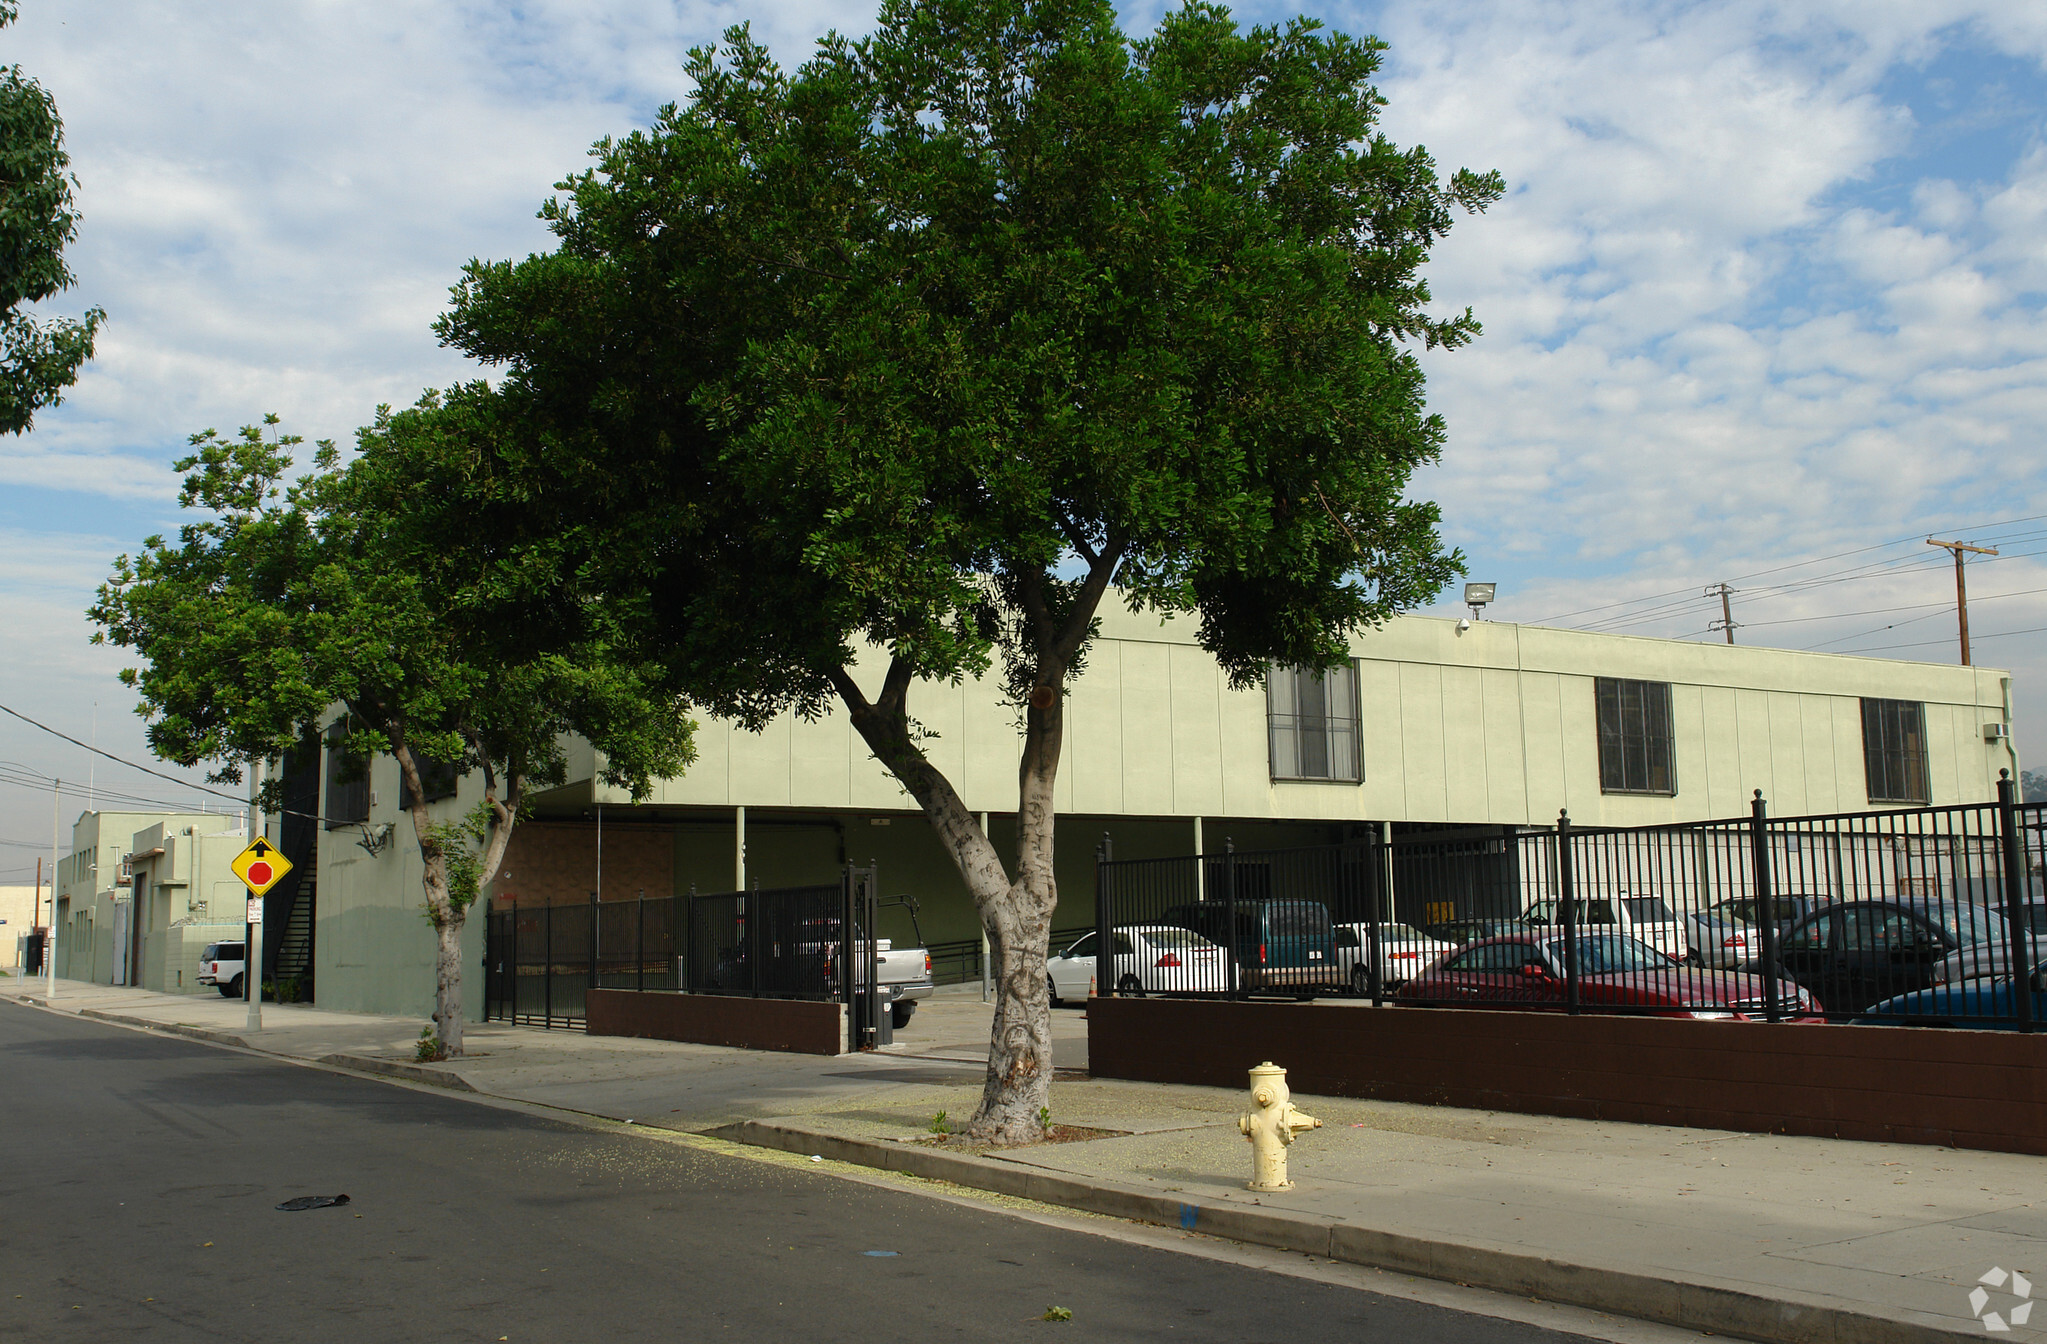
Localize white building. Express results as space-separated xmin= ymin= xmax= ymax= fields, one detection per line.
xmin=299 ymin=608 xmax=2017 ymax=1020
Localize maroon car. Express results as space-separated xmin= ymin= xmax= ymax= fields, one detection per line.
xmin=1394 ymin=933 xmax=1824 ymax=1019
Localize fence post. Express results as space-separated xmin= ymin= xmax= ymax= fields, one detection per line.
xmin=841 ymin=865 xmax=857 ymax=1051
xmin=544 ymin=903 xmax=554 ymax=1028
xmin=588 ymin=891 xmax=599 ymax=1007
xmin=1558 ymin=810 xmax=1579 ymax=1015
xmin=1998 ymin=771 xmax=2035 ymax=1032
xmin=505 ymin=909 xmax=516 ymax=1023
xmin=1750 ymin=791 xmax=1783 ymax=1022
xmin=1094 ymin=834 xmax=1111 ymax=1002
xmin=1224 ymin=838 xmax=1240 ymax=1001
xmin=1366 ymin=834 xmax=1384 ymax=1007
xmin=637 ymin=892 xmax=646 ymax=994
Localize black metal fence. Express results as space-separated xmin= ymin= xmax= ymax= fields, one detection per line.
xmin=484 ymin=865 xmax=884 ymax=1035
xmin=1095 ymin=775 xmax=2046 ymax=1028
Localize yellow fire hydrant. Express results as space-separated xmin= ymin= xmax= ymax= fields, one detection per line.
xmin=1237 ymin=1061 xmax=1320 ymax=1191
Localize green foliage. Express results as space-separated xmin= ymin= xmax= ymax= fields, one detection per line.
xmin=441 ymin=0 xmax=1490 ymax=727
xmin=1041 ymin=1306 xmax=1072 ymax=1322
xmin=928 ymin=1110 xmax=953 ymax=1134
xmin=415 ymin=1025 xmax=446 ymax=1063
xmin=1037 ymin=1105 xmax=1052 ymax=1133
xmin=0 ymin=2 xmax=103 ymax=433
xmin=2022 ymin=770 xmax=2046 ymax=805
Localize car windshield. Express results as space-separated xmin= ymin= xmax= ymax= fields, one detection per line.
xmin=1933 ymin=904 xmax=1997 ymax=945
xmin=1138 ymin=928 xmax=1207 ymax=949
xmin=1621 ymin=896 xmax=1674 ymax=922
xmin=1545 ymin=934 xmax=1669 ymax=973
xmin=1062 ymin=934 xmax=1095 ymax=958
xmin=1382 ymin=924 xmax=1422 ymax=941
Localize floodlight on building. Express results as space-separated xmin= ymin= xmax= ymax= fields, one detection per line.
xmin=1464 ymin=582 xmax=1496 ymax=620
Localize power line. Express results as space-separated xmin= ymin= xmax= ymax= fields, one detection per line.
xmin=0 ymin=701 xmax=246 ymax=802
xmin=1828 ymin=624 xmax=2047 ymax=656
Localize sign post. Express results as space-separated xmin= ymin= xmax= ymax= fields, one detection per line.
xmin=230 ymin=836 xmax=292 ymax=1033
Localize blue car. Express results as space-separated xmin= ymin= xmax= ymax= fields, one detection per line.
xmin=1856 ymin=965 xmax=2047 ymax=1029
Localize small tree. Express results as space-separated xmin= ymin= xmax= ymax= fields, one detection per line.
xmin=90 ymin=397 xmax=694 ymax=1053
xmin=0 ymin=1 xmax=103 ymax=433
xmin=441 ymin=0 xmax=1495 ymax=1137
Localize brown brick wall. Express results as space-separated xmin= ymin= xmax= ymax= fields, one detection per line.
xmin=585 ymin=988 xmax=843 ymax=1055
xmin=491 ymin=823 xmax=674 ymax=908
xmin=1090 ymin=998 xmax=2047 ymax=1156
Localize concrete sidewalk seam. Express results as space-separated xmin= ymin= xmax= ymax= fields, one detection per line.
xmin=713 ymin=1119 xmax=1981 ymax=1344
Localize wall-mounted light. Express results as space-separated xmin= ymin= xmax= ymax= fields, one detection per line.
xmin=1463 ymin=582 xmax=1496 ymax=621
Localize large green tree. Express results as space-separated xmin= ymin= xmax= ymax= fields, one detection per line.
xmin=90 ymin=397 xmax=694 ymax=1054
xmin=0 ymin=1 xmax=102 ymax=434
xmin=442 ymin=0 xmax=1496 ymax=1138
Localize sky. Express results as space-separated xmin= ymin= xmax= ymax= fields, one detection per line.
xmin=2 ymin=0 xmax=2045 ymax=880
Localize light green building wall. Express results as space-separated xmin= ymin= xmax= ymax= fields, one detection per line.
xmin=51 ymin=810 xmax=244 ymax=989
xmin=313 ymin=609 xmax=2017 ymax=1016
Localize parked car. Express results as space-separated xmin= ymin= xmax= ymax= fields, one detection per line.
xmin=1774 ymin=899 xmax=2001 ymax=1015
xmin=1856 ymin=962 xmax=2047 ymax=1028
xmin=1682 ymin=894 xmax=1833 ymax=969
xmin=1158 ymin=898 xmax=1344 ymax=995
xmin=1394 ymin=932 xmax=1822 ymax=1018
xmin=1930 ymin=903 xmax=2047 ymax=986
xmin=1047 ymin=925 xmax=1232 ymax=1002
xmin=1422 ymin=918 xmax=1522 ymax=946
xmin=197 ymin=940 xmax=246 ymax=998
xmin=1333 ymin=922 xmax=1455 ymax=994
xmin=1519 ymin=894 xmax=1690 ymax=962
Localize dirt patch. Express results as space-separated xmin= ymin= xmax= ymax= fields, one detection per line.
xmin=909 ymin=1124 xmax=1129 ymax=1154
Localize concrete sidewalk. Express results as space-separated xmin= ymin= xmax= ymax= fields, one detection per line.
xmin=6 ymin=974 xmax=2038 ymax=1344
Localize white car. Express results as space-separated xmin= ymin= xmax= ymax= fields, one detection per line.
xmin=197 ymin=940 xmax=247 ymax=998
xmin=1521 ymin=894 xmax=1690 ymax=962
xmin=1333 ymin=922 xmax=1454 ymax=993
xmin=1047 ymin=925 xmax=1232 ymax=1002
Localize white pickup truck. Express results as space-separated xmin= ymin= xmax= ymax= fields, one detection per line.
xmin=1519 ymin=894 xmax=1690 ymax=962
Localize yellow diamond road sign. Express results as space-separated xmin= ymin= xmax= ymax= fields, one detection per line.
xmin=231 ymin=836 xmax=293 ymax=897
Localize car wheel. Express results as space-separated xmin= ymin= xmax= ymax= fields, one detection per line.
xmin=1684 ymin=948 xmax=1703 ymax=967
xmin=226 ymin=975 xmax=244 ymax=999
xmin=216 ymin=983 xmax=237 ymax=999
xmin=1350 ymin=964 xmax=1370 ymax=997
xmin=1046 ymin=975 xmax=1062 ymax=1008
xmin=1117 ymin=973 xmax=1144 ymax=998
xmin=890 ymin=1000 xmax=917 ymax=1030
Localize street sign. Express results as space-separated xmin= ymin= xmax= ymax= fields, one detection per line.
xmin=246 ymin=896 xmax=264 ymax=924
xmin=231 ymin=836 xmax=293 ymax=897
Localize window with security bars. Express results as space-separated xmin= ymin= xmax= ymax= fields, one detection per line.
xmin=324 ymin=722 xmax=370 ymax=829
xmin=1594 ymin=677 xmax=1675 ymax=795
xmin=1861 ymin=698 xmax=1929 ymax=804
xmin=1266 ymin=662 xmax=1362 ymax=782
xmin=400 ymin=755 xmax=463 ymax=810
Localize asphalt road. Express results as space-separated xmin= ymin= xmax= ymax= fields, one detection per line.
xmin=1 ymin=1005 xmax=1602 ymax=1344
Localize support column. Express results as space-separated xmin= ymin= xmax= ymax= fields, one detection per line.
xmin=734 ymin=806 xmax=747 ymax=893
xmin=979 ymin=812 xmax=991 ymax=1002
xmin=1194 ymin=816 xmax=1205 ymax=900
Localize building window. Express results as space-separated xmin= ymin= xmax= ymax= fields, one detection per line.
xmin=324 ymin=723 xmax=370 ymax=829
xmin=1267 ymin=662 xmax=1362 ymax=782
xmin=1861 ymin=698 xmax=1929 ymax=804
xmin=1595 ymin=677 xmax=1676 ymax=795
xmin=399 ymin=755 xmax=463 ymax=810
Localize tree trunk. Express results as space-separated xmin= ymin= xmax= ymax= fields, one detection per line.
xmin=394 ymin=738 xmax=465 ymax=1057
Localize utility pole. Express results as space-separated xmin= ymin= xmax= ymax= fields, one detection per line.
xmin=47 ymin=779 xmax=59 ymax=999
xmin=1705 ymin=583 xmax=1738 ymax=644
xmin=1927 ymin=538 xmax=1998 ymax=665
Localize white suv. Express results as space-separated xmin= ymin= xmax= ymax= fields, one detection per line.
xmin=1520 ymin=894 xmax=1689 ymax=962
xmin=197 ymin=941 xmax=246 ymax=998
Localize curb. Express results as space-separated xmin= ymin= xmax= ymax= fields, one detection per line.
xmin=77 ymin=1008 xmax=250 ymax=1050
xmin=714 ymin=1119 xmax=1979 ymax=1344
xmin=315 ymin=1053 xmax=476 ymax=1091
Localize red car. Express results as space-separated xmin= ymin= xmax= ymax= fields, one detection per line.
xmin=1394 ymin=933 xmax=1823 ymax=1019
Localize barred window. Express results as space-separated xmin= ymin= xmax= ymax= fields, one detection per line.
xmin=1861 ymin=698 xmax=1929 ymax=804
xmin=1267 ymin=662 xmax=1362 ymax=782
xmin=1595 ymin=677 xmax=1675 ymax=795
xmin=399 ymin=755 xmax=463 ymax=810
xmin=324 ymin=722 xmax=370 ymax=829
